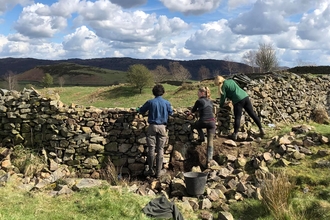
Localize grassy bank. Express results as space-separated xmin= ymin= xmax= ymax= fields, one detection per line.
xmin=39 ymin=81 xmax=218 ymax=108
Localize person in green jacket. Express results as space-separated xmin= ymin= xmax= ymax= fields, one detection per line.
xmin=214 ymin=75 xmax=264 ymax=140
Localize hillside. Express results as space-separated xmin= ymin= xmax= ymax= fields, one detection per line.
xmin=0 ymin=57 xmax=251 ymax=80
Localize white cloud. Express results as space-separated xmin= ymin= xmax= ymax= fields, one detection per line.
xmin=296 ymin=2 xmax=330 ymax=41
xmin=185 ymin=19 xmax=258 ymax=54
xmin=228 ymin=0 xmax=289 ymax=35
xmin=160 ymin=0 xmax=222 ymax=15
xmin=0 ymin=0 xmax=32 ymax=15
xmin=0 ymin=34 xmax=9 ymax=52
xmin=227 ymin=0 xmax=256 ymax=9
xmin=75 ymin=1 xmax=189 ymax=47
xmin=36 ymin=0 xmax=80 ymax=18
xmin=110 ymin=0 xmax=147 ymax=8
xmin=62 ymin=26 xmax=109 ymax=58
xmin=7 ymin=33 xmax=30 ymax=42
xmin=14 ymin=3 xmax=67 ymax=38
xmin=1 ymin=0 xmax=330 ymax=66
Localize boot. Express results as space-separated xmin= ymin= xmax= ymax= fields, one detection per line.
xmin=259 ymin=128 xmax=265 ymax=137
xmin=145 ymin=155 xmax=155 ymax=176
xmin=207 ymin=146 xmax=213 ymax=163
xmin=155 ymin=155 xmax=164 ymax=178
xmin=228 ymin=133 xmax=237 ymax=141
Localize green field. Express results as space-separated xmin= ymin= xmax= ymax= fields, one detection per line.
xmin=38 ymin=81 xmax=218 ymax=108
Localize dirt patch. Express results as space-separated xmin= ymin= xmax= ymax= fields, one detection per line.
xmin=170 ymin=135 xmax=262 ymax=173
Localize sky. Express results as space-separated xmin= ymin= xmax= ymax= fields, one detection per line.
xmin=0 ymin=0 xmax=330 ymax=67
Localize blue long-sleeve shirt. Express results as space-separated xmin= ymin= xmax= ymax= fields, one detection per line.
xmin=138 ymin=96 xmax=173 ymax=125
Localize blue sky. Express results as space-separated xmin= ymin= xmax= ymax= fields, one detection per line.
xmin=0 ymin=0 xmax=330 ymax=67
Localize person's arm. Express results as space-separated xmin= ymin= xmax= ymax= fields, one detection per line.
xmin=139 ymin=101 xmax=150 ymax=114
xmin=167 ymin=102 xmax=173 ymax=115
xmin=219 ymin=85 xmax=227 ymax=108
xmin=191 ymin=99 xmax=200 ymax=113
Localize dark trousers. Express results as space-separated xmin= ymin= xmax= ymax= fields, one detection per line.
xmin=191 ymin=120 xmax=216 ymax=162
xmin=233 ymin=97 xmax=262 ymax=133
xmin=191 ymin=120 xmax=216 ymax=141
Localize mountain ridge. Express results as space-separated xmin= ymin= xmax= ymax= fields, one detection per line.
xmin=0 ymin=57 xmax=251 ymax=80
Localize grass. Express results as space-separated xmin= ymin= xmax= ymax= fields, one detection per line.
xmin=230 ymin=122 xmax=330 ymax=220
xmin=38 ymin=81 xmax=219 ymax=108
xmin=0 ymin=183 xmax=156 ymax=220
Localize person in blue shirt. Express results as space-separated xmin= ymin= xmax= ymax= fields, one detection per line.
xmin=137 ymin=84 xmax=173 ymax=178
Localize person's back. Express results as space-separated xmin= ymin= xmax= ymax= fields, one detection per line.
xmin=215 ymin=76 xmax=264 ymax=140
xmin=193 ymin=97 xmax=214 ymax=121
xmin=138 ymin=84 xmax=172 ymax=178
xmin=142 ymin=96 xmax=172 ymax=125
xmin=221 ymin=79 xmax=248 ymax=106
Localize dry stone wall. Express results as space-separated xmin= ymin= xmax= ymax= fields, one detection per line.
xmin=0 ymin=72 xmax=329 ymax=177
xmin=217 ymin=72 xmax=330 ymax=134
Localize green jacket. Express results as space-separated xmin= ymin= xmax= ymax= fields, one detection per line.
xmin=219 ymin=79 xmax=248 ymax=107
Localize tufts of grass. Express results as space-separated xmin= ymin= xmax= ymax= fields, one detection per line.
xmin=11 ymin=144 xmax=47 ymax=177
xmin=290 ymin=192 xmax=330 ymax=220
xmin=311 ymin=105 xmax=329 ymax=124
xmin=230 ymin=198 xmax=271 ymax=220
xmin=260 ymin=170 xmax=296 ymax=220
xmin=0 ymin=183 xmax=155 ymax=220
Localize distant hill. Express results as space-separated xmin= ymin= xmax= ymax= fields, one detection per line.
xmin=0 ymin=57 xmax=251 ymax=80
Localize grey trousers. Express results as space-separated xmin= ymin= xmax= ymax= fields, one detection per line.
xmin=146 ymin=124 xmax=168 ymax=175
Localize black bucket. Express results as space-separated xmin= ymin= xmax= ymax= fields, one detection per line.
xmin=183 ymin=172 xmax=208 ymax=196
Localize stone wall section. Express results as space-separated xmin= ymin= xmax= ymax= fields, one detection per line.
xmin=216 ymin=72 xmax=330 ymax=134
xmin=0 ymin=72 xmax=329 ymax=177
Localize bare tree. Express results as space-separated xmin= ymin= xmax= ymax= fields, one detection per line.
xmin=242 ymin=50 xmax=257 ymax=73
xmin=224 ymin=55 xmax=238 ymax=75
xmin=58 ymin=76 xmax=65 ymax=87
xmin=198 ymin=65 xmax=211 ymax=80
xmin=255 ymin=43 xmax=279 ymax=72
xmin=295 ymin=59 xmax=316 ymax=67
xmin=151 ymin=65 xmax=170 ymax=83
xmin=168 ymin=62 xmax=191 ymax=82
xmin=3 ymin=70 xmax=18 ymax=90
xmin=212 ymin=69 xmax=221 ymax=77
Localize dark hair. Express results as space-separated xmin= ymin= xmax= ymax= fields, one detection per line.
xmin=152 ymin=84 xmax=165 ymax=96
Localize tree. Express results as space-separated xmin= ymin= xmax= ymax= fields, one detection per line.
xmin=127 ymin=64 xmax=154 ymax=94
xmin=198 ymin=66 xmax=211 ymax=80
xmin=224 ymin=56 xmax=237 ymax=75
xmin=242 ymin=50 xmax=257 ymax=73
xmin=212 ymin=69 xmax=221 ymax=77
xmin=295 ymin=59 xmax=316 ymax=67
xmin=255 ymin=43 xmax=278 ymax=72
xmin=168 ymin=62 xmax=191 ymax=82
xmin=42 ymin=73 xmax=53 ymax=87
xmin=151 ymin=65 xmax=170 ymax=83
xmin=58 ymin=76 xmax=65 ymax=87
xmin=3 ymin=70 xmax=18 ymax=90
